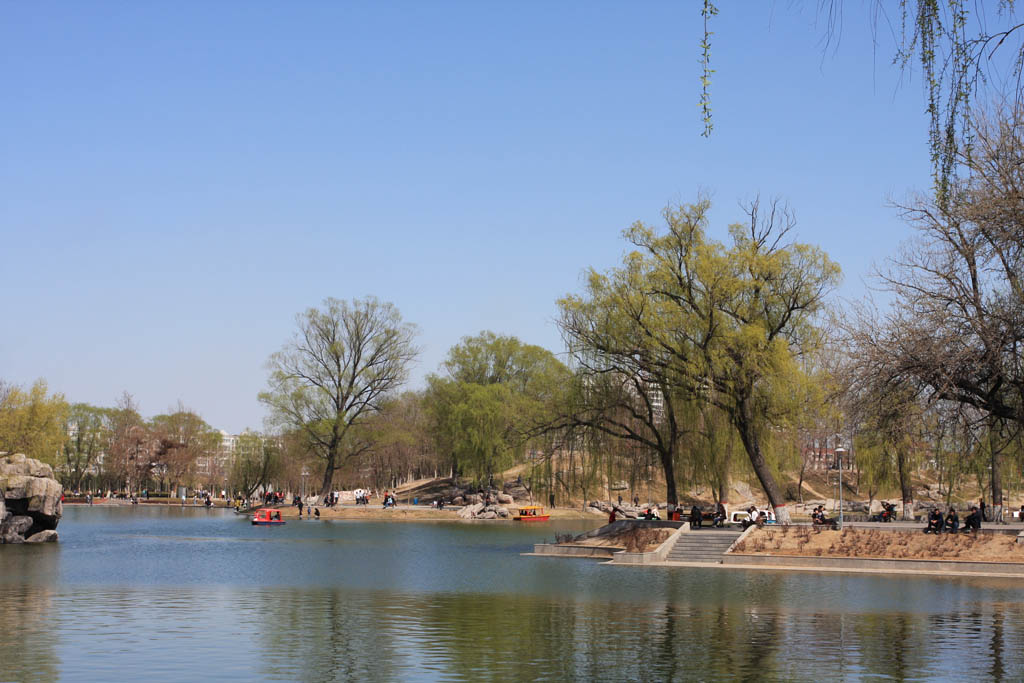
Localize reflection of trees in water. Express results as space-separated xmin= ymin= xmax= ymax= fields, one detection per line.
xmin=256 ymin=589 xmax=398 ymax=681
xmin=0 ymin=585 xmax=59 ymax=682
xmin=234 ymin=583 xmax=1024 ymax=681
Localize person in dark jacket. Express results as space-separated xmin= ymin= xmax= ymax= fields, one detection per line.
xmin=944 ymin=508 xmax=959 ymax=533
xmin=962 ymin=506 xmax=982 ymax=532
xmin=924 ymin=508 xmax=944 ymax=534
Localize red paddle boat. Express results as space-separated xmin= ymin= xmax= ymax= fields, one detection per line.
xmin=252 ymin=509 xmax=285 ymax=525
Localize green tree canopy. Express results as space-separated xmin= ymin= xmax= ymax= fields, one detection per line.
xmin=427 ymin=332 xmax=569 ymax=485
xmin=0 ymin=379 xmax=68 ymax=465
xmin=566 ymin=197 xmax=839 ymax=522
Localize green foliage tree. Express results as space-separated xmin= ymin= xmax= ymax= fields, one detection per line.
xmin=0 ymin=378 xmax=68 ymax=465
xmin=61 ymin=403 xmax=112 ymax=491
xmin=572 ymin=197 xmax=839 ymax=522
xmin=260 ymin=297 xmax=419 ymax=498
xmin=426 ymin=332 xmax=569 ymax=486
xmin=558 ymin=264 xmax=695 ymax=507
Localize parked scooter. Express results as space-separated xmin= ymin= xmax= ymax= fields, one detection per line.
xmin=872 ymin=502 xmax=897 ymax=522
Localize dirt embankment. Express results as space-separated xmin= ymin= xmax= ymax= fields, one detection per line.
xmin=732 ymin=527 xmax=1024 ymax=563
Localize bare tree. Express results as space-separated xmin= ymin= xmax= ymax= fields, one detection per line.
xmin=259 ymin=297 xmax=419 ymax=499
xmin=853 ymin=106 xmax=1024 ymax=521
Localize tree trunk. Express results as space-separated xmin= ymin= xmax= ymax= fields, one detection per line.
xmin=797 ymin=458 xmax=806 ymax=504
xmin=895 ymin=447 xmax=914 ymax=521
xmin=659 ymin=447 xmax=679 ymax=506
xmin=990 ymin=427 xmax=1004 ymax=523
xmin=319 ymin=450 xmax=337 ymax=499
xmin=736 ymin=401 xmax=791 ymax=524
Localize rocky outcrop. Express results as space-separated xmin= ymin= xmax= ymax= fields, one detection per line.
xmin=456 ymin=502 xmax=510 ymax=520
xmin=0 ymin=454 xmax=62 ymax=544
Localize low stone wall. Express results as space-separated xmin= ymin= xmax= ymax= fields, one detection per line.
xmin=531 ymin=544 xmax=620 ymax=559
xmin=611 ymin=523 xmax=688 ymax=565
xmin=529 ymin=520 xmax=685 ymax=561
xmin=724 ymin=552 xmax=1024 ymax=575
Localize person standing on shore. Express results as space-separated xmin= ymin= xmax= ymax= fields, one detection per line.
xmin=980 ymin=499 xmax=987 ymax=522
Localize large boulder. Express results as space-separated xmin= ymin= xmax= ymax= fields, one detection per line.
xmin=25 ymin=530 xmax=58 ymax=543
xmin=457 ymin=502 xmax=485 ymax=519
xmin=3 ymin=516 xmax=33 ymax=536
xmin=0 ymin=454 xmax=62 ymax=544
xmin=496 ymin=493 xmax=513 ymax=505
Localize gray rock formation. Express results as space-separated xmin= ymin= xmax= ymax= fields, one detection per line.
xmin=0 ymin=454 xmax=62 ymax=544
xmin=26 ymin=530 xmax=59 ymax=543
xmin=456 ymin=501 xmax=512 ymax=520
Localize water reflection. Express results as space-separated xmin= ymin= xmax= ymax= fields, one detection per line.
xmin=0 ymin=545 xmax=60 ymax=682
xmin=5 ymin=507 xmax=1024 ymax=680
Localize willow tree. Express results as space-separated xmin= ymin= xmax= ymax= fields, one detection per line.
xmin=0 ymin=379 xmax=68 ymax=465
xmin=700 ymin=2 xmax=1024 ymax=197
xmin=598 ymin=197 xmax=839 ymax=523
xmin=426 ymin=332 xmax=569 ymax=487
xmin=61 ymin=403 xmax=112 ymax=491
xmin=558 ymin=262 xmax=696 ymax=507
xmin=260 ymin=297 xmax=419 ymax=498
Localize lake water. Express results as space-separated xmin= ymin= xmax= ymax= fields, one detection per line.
xmin=3 ymin=506 xmax=1024 ymax=681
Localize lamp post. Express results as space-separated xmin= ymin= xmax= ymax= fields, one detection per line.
xmin=835 ymin=446 xmax=847 ymax=527
xmin=301 ymin=468 xmax=309 ymax=500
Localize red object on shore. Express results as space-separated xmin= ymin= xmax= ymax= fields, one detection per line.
xmin=252 ymin=509 xmax=286 ymax=525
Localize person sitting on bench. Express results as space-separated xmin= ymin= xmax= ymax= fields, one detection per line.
xmin=813 ymin=506 xmax=838 ymax=529
xmin=944 ymin=508 xmax=959 ymax=533
xmin=741 ymin=506 xmax=759 ymax=530
xmin=713 ymin=502 xmax=726 ymax=528
xmin=690 ymin=505 xmax=702 ymax=529
xmin=962 ymin=506 xmax=982 ymax=532
xmin=924 ymin=508 xmax=945 ymax=534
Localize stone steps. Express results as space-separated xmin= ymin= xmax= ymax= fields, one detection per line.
xmin=666 ymin=529 xmax=742 ymax=564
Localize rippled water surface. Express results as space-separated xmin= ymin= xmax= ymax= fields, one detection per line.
xmin=3 ymin=506 xmax=1024 ymax=681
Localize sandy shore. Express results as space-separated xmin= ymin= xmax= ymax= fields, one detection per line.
xmin=235 ymin=503 xmax=596 ymax=522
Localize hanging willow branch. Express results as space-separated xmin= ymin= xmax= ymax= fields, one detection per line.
xmin=699 ymin=1 xmax=1024 ymax=203
xmin=700 ymin=0 xmax=718 ymax=137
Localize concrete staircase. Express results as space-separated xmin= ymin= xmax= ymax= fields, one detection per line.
xmin=666 ymin=528 xmax=743 ymax=564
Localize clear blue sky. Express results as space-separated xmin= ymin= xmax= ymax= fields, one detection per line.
xmin=2 ymin=2 xmax=932 ymax=432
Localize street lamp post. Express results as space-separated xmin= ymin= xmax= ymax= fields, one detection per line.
xmin=835 ymin=446 xmax=847 ymax=527
xmin=301 ymin=469 xmax=309 ymax=500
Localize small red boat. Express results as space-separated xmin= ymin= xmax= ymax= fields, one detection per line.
xmin=252 ymin=509 xmax=285 ymax=525
xmin=513 ymin=505 xmax=550 ymax=522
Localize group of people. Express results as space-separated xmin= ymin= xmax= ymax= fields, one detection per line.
xmin=811 ymin=505 xmax=838 ymax=529
xmin=381 ymin=491 xmax=397 ymax=508
xmin=740 ymin=506 xmax=771 ymax=530
xmin=925 ymin=506 xmax=981 ymax=534
xmin=689 ymin=502 xmax=726 ymax=528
